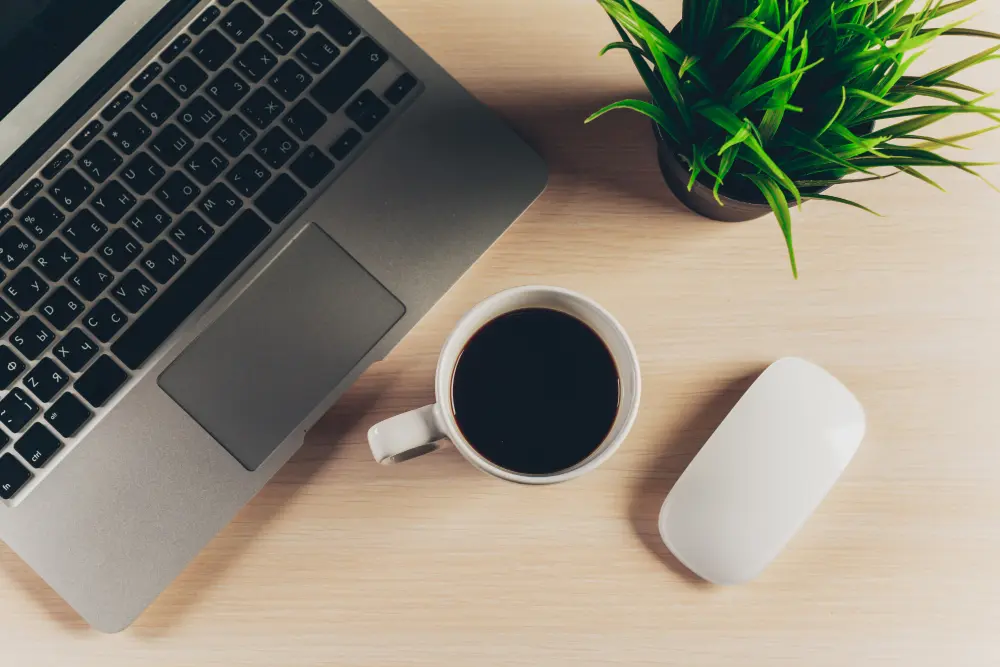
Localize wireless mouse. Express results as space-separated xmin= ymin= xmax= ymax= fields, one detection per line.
xmin=659 ymin=358 xmax=866 ymax=585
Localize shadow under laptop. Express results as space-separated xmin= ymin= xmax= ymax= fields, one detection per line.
xmin=486 ymin=87 xmax=688 ymax=211
xmin=629 ymin=369 xmax=764 ymax=586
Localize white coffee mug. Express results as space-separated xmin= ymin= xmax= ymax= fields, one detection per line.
xmin=367 ymin=286 xmax=641 ymax=484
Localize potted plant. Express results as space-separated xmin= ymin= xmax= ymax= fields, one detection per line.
xmin=587 ymin=0 xmax=1000 ymax=276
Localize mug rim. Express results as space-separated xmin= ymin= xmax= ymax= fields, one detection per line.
xmin=433 ymin=285 xmax=641 ymax=484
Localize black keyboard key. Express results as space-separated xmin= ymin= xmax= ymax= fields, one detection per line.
xmin=297 ymin=32 xmax=339 ymax=73
xmin=20 ymin=198 xmax=65 ymax=240
xmin=222 ymin=2 xmax=264 ymax=43
xmin=164 ymin=56 xmax=208 ymax=99
xmin=213 ymin=116 xmax=257 ymax=158
xmin=132 ymin=62 xmax=163 ymax=92
xmin=112 ymin=210 xmax=270 ymax=370
xmin=235 ymin=41 xmax=278 ymax=82
xmin=255 ymin=126 xmax=299 ymax=168
xmin=0 ymin=346 xmax=25 ymax=389
xmin=255 ymin=174 xmax=305 ymax=224
xmin=291 ymin=0 xmax=360 ymax=45
xmin=0 ymin=209 xmax=12 ymax=227
xmin=33 ymin=238 xmax=78 ymax=282
xmin=99 ymin=228 xmax=143 ymax=272
xmin=385 ymin=72 xmax=417 ymax=105
xmin=84 ymin=299 xmax=128 ymax=343
xmin=250 ymin=0 xmax=285 ymax=15
xmin=329 ymin=127 xmax=362 ymax=160
xmin=179 ymin=96 xmax=223 ymax=138
xmin=0 ymin=298 xmax=19 ymax=337
xmin=113 ymin=269 xmax=158 ymax=313
xmin=120 ymin=152 xmax=166 ymax=195
xmin=11 ymin=179 xmax=43 ymax=209
xmin=270 ymin=59 xmax=313 ymax=101
xmin=150 ymin=124 xmax=195 ymax=167
xmin=262 ymin=14 xmax=306 ymax=55
xmin=45 ymin=393 xmax=93 ymax=438
xmin=11 ymin=316 xmax=55 ymax=360
xmin=311 ymin=37 xmax=386 ymax=113
xmin=227 ymin=155 xmax=270 ymax=197
xmin=0 ymin=454 xmax=31 ymax=499
xmin=142 ymin=240 xmax=187 ymax=284
xmin=0 ymin=227 xmax=35 ymax=269
xmin=5 ymin=268 xmax=49 ymax=311
xmin=220 ymin=0 xmax=235 ymax=6
xmin=137 ymin=85 xmax=180 ymax=127
xmin=125 ymin=200 xmax=172 ymax=243
xmin=108 ymin=113 xmax=152 ymax=155
xmin=242 ymin=87 xmax=285 ymax=128
xmin=193 ymin=29 xmax=237 ymax=71
xmin=16 ymin=423 xmax=62 ymax=468
xmin=42 ymin=150 xmax=75 ymax=180
xmin=62 ymin=210 xmax=107 ymax=253
xmin=184 ymin=143 xmax=230 ymax=186
xmin=50 ymin=169 xmax=94 ymax=213
xmin=290 ymin=145 xmax=334 ymax=188
xmin=75 ymin=355 xmax=129 ymax=407
xmin=161 ymin=33 xmax=192 ymax=64
xmin=24 ymin=360 xmax=69 ymax=404
xmin=207 ymin=68 xmax=251 ymax=110
xmin=40 ymin=287 xmax=85 ymax=331
xmin=55 ymin=328 xmax=99 ymax=373
xmin=69 ymin=258 xmax=114 ymax=301
xmin=283 ymin=98 xmax=326 ymax=140
xmin=0 ymin=388 xmax=39 ymax=433
xmin=72 ymin=120 xmax=104 ymax=151
xmin=79 ymin=140 xmax=123 ymax=183
xmin=346 ymin=89 xmax=389 ymax=132
xmin=191 ymin=6 xmax=221 ymax=35
xmin=198 ymin=183 xmax=243 ymax=226
xmin=102 ymin=90 xmax=134 ymax=121
xmin=170 ymin=212 xmax=215 ymax=255
xmin=92 ymin=181 xmax=137 ymax=224
xmin=156 ymin=172 xmax=202 ymax=214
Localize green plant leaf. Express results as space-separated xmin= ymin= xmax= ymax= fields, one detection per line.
xmin=805 ymin=193 xmax=883 ymax=216
xmin=899 ymin=165 xmax=947 ymax=191
xmin=599 ymin=41 xmax=649 ymax=58
xmin=622 ymin=0 xmax=692 ymax=131
xmin=585 ymin=98 xmax=683 ymax=143
xmin=745 ymin=174 xmax=798 ymax=279
xmin=694 ymin=103 xmax=802 ymax=204
xmin=909 ymin=44 xmax=1000 ymax=88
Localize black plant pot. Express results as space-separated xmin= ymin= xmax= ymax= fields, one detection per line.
xmin=653 ymin=122 xmax=771 ymax=222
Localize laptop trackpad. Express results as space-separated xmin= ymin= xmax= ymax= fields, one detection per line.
xmin=159 ymin=224 xmax=405 ymax=470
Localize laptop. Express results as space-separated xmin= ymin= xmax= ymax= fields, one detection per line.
xmin=0 ymin=0 xmax=546 ymax=631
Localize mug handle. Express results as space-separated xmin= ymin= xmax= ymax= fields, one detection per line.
xmin=368 ymin=404 xmax=449 ymax=464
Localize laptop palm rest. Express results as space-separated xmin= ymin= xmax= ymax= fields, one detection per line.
xmin=158 ymin=223 xmax=405 ymax=470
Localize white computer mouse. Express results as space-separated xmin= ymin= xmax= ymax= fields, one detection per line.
xmin=659 ymin=357 xmax=866 ymax=585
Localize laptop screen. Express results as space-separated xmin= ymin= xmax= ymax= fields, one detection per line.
xmin=0 ymin=0 xmax=129 ymax=123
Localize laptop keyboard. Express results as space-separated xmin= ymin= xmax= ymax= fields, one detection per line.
xmin=0 ymin=0 xmax=421 ymax=501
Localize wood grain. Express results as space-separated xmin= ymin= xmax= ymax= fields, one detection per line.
xmin=4 ymin=1 xmax=1000 ymax=663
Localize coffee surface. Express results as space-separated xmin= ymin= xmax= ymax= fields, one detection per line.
xmin=452 ymin=308 xmax=620 ymax=475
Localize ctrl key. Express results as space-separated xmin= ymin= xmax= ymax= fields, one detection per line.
xmin=15 ymin=423 xmax=62 ymax=468
xmin=0 ymin=453 xmax=32 ymax=499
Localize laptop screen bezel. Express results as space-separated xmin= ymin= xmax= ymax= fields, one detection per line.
xmin=0 ymin=0 xmax=201 ymax=199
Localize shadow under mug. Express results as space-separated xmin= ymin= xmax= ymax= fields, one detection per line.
xmin=367 ymin=286 xmax=642 ymax=484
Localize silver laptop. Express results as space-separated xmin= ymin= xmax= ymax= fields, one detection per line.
xmin=0 ymin=0 xmax=546 ymax=631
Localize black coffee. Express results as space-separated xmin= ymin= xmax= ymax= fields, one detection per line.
xmin=451 ymin=308 xmax=620 ymax=475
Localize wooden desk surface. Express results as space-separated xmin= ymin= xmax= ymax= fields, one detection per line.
xmin=5 ymin=1 xmax=1000 ymax=663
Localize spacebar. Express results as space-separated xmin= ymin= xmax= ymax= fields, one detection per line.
xmin=111 ymin=210 xmax=271 ymax=370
